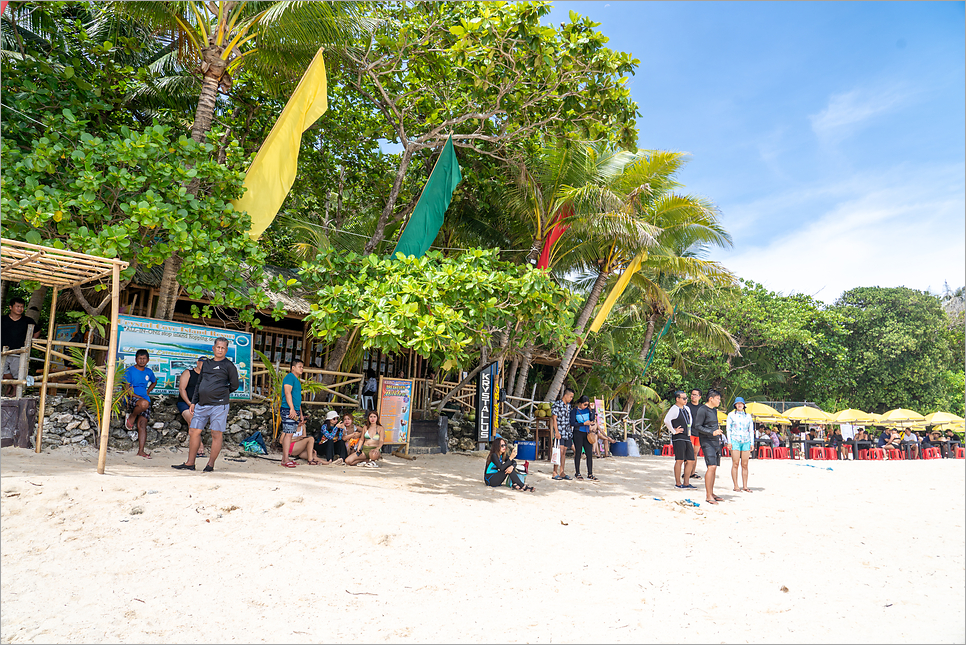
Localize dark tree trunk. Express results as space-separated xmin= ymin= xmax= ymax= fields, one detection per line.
xmin=365 ymin=146 xmax=414 ymax=254
xmin=544 ymin=268 xmax=611 ymax=401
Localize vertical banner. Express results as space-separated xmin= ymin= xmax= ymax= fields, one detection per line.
xmin=115 ymin=315 xmax=252 ymax=399
xmin=377 ymin=377 xmax=414 ymax=446
xmin=475 ymin=361 xmax=498 ymax=442
xmin=593 ymin=397 xmax=607 ymax=433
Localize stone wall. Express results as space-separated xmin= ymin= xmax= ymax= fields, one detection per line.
xmin=39 ymin=396 xmax=277 ymax=451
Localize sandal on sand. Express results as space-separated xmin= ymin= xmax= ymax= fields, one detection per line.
xmin=682 ymin=484 xmax=697 ymax=489
xmin=713 ymin=495 xmax=724 ymax=501
xmin=125 ymin=415 xmax=135 ymax=430
xmin=203 ymin=465 xmax=214 ymax=473
xmin=308 ymin=460 xmax=321 ymax=465
xmin=675 ymin=484 xmax=685 ymax=488
xmin=561 ymin=475 xmax=572 ymax=480
xmin=587 ymin=475 xmax=599 ymax=481
xmin=523 ymin=485 xmax=535 ymax=492
xmin=281 ymin=461 xmax=297 ymax=468
xmin=742 ymin=488 xmax=753 ymax=493
xmin=706 ymin=498 xmax=718 ymax=505
xmin=734 ymin=487 xmax=741 ymax=492
xmin=552 ymin=475 xmax=563 ymax=480
xmin=171 ymin=463 xmax=195 ymax=471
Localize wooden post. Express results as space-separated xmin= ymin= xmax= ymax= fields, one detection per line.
xmin=97 ymin=263 xmax=121 ymax=475
xmin=35 ymin=288 xmax=59 ymax=453
xmin=14 ymin=323 xmax=34 ymax=399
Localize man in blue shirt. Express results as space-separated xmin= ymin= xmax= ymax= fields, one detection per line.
xmin=123 ymin=349 xmax=157 ymax=459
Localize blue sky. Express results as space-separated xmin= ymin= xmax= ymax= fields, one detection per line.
xmin=547 ymin=1 xmax=966 ymax=302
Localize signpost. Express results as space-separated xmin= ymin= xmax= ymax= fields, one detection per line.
xmin=115 ymin=315 xmax=253 ymax=399
xmin=475 ymin=361 xmax=498 ymax=444
xmin=377 ymin=376 xmax=414 ymax=454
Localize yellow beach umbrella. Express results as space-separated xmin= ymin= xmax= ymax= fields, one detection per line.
xmin=783 ymin=406 xmax=833 ymax=423
xmin=830 ymin=409 xmax=876 ymax=425
xmin=745 ymin=402 xmax=783 ymax=418
xmin=879 ymin=408 xmax=926 ymax=425
xmin=717 ymin=409 xmax=728 ymax=425
xmin=757 ymin=415 xmax=792 ymax=425
xmin=924 ymin=411 xmax=964 ymax=425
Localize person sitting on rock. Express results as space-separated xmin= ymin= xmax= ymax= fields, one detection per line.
xmin=484 ymin=435 xmax=533 ymax=491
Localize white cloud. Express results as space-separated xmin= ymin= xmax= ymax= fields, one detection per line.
xmin=809 ymin=85 xmax=912 ymax=141
xmin=715 ymin=163 xmax=966 ymax=302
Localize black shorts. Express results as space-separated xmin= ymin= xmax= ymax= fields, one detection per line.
xmin=701 ymin=441 xmax=721 ymax=467
xmin=559 ymin=438 xmax=573 ymax=448
xmin=673 ymin=439 xmax=695 ymax=461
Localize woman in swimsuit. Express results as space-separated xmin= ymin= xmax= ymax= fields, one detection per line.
xmin=345 ymin=410 xmax=385 ymax=468
xmin=288 ymin=414 xmax=322 ymax=465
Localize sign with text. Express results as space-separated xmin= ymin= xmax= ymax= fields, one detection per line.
xmin=475 ymin=362 xmax=498 ymax=442
xmin=377 ymin=377 xmax=414 ymax=445
xmin=115 ymin=315 xmax=252 ymax=399
xmin=593 ymin=398 xmax=607 ymax=433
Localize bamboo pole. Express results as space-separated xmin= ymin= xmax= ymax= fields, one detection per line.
xmin=35 ymin=287 xmax=59 ymax=453
xmin=97 ymin=264 xmax=121 ymax=475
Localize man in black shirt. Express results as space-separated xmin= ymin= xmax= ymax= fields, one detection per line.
xmin=2 ymin=297 xmax=39 ymax=396
xmin=664 ymin=391 xmax=695 ymax=488
xmin=172 ymin=338 xmax=239 ymax=472
xmin=685 ymin=389 xmax=704 ymax=479
xmin=692 ymin=388 xmax=725 ymax=505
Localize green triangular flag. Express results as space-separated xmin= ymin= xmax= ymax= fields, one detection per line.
xmin=392 ymin=136 xmax=462 ymax=258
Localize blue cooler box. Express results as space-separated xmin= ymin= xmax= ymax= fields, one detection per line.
xmin=610 ymin=441 xmax=629 ymax=456
xmin=515 ymin=441 xmax=537 ymax=460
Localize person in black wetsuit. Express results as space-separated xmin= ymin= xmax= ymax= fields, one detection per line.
xmin=177 ymin=356 xmax=208 ymax=458
xmin=484 ymin=437 xmax=533 ymax=491
xmin=692 ymin=389 xmax=724 ymax=504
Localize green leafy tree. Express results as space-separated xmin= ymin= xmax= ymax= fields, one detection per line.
xmin=296 ymin=249 xmax=576 ymax=407
xmin=343 ymin=2 xmax=641 ymax=253
xmin=1 ymin=120 xmax=275 ymax=323
xmin=834 ymin=286 xmax=958 ymax=413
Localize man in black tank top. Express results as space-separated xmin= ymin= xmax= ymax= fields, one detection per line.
xmin=177 ymin=357 xmax=207 ymax=458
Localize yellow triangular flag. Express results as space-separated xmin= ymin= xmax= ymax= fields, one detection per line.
xmin=588 ymin=251 xmax=647 ymax=333
xmin=233 ymin=47 xmax=328 ymax=239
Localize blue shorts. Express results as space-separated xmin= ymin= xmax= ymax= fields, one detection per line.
xmin=189 ymin=404 xmax=229 ymax=433
xmin=176 ymin=401 xmax=190 ymax=414
xmin=280 ymin=408 xmax=302 ymax=433
xmin=731 ymin=440 xmax=752 ymax=452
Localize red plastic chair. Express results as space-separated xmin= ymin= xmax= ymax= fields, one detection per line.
xmin=757 ymin=446 xmax=773 ymax=459
xmin=867 ymin=448 xmax=885 ymax=460
xmin=809 ymin=447 xmax=826 ymax=460
xmin=721 ymin=445 xmax=731 ymax=457
xmin=887 ymin=449 xmax=903 ymax=460
xmin=661 ymin=444 xmax=673 ymax=456
xmin=825 ymin=448 xmax=838 ymax=460
xmin=956 ymin=447 xmax=965 ymax=459
xmin=857 ymin=449 xmax=869 ymax=460
xmin=923 ymin=447 xmax=940 ymax=459
xmin=772 ymin=447 xmax=788 ymax=459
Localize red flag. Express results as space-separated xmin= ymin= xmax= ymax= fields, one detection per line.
xmin=537 ymin=203 xmax=572 ymax=269
xmin=1 ymin=2 xmax=9 ymax=16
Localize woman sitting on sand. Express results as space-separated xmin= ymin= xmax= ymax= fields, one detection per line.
xmin=288 ymin=415 xmax=323 ymax=465
xmin=484 ymin=437 xmax=533 ymax=491
xmin=345 ymin=410 xmax=384 ymax=468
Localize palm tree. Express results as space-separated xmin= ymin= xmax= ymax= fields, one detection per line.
xmin=542 ymin=149 xmax=732 ymax=401
xmin=112 ymin=0 xmax=363 ymax=319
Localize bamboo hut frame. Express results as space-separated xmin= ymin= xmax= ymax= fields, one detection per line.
xmin=1 ymin=238 xmax=128 ymax=474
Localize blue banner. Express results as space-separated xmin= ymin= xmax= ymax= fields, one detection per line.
xmin=115 ymin=315 xmax=252 ymax=400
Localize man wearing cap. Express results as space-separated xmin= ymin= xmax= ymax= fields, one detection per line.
xmin=726 ymin=397 xmax=754 ymax=493
xmin=664 ymin=391 xmax=696 ymax=488
xmin=172 ymin=337 xmax=239 ymax=472
xmin=317 ymin=410 xmax=348 ymax=464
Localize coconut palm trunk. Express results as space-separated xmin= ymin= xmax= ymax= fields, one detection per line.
xmin=544 ymin=267 xmax=611 ymax=402
xmin=512 ymin=343 xmax=533 ymax=400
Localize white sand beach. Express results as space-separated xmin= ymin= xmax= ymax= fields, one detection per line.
xmin=1 ymin=447 xmax=963 ymax=644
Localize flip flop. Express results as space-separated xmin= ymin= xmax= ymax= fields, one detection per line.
xmin=682 ymin=484 xmax=697 ymax=489
xmin=713 ymin=495 xmax=724 ymax=501
xmin=552 ymin=475 xmax=563 ymax=480
xmin=706 ymin=498 xmax=718 ymax=505
xmin=675 ymin=484 xmax=685 ymax=488
xmin=742 ymin=488 xmax=753 ymax=493
xmin=138 ymin=453 xmax=152 ymax=459
xmin=561 ymin=475 xmax=572 ymax=480
xmin=124 ymin=416 xmax=134 ymax=430
xmin=281 ymin=461 xmax=297 ymax=468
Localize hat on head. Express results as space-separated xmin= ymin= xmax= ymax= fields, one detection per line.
xmin=325 ymin=411 xmax=339 ymax=421
xmin=734 ymin=396 xmax=745 ymax=408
